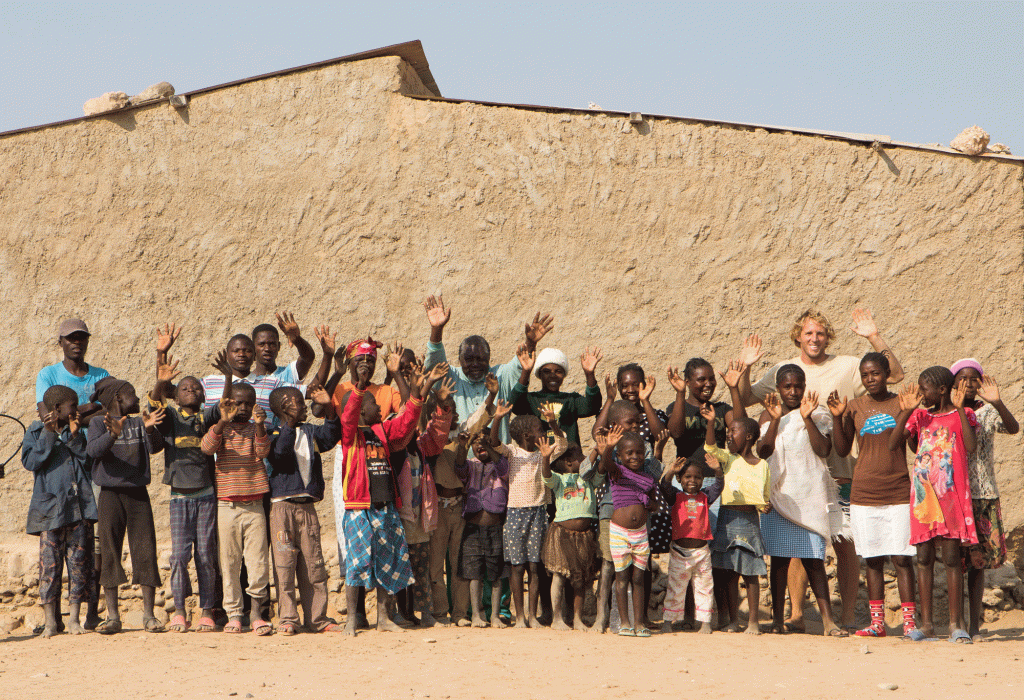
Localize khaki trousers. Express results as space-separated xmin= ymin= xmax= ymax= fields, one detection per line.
xmin=270 ymin=500 xmax=332 ymax=630
xmin=429 ymin=498 xmax=469 ymax=619
xmin=218 ymin=499 xmax=269 ymax=618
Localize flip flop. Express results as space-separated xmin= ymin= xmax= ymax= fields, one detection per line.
xmin=278 ymin=622 xmax=298 ymax=636
xmin=144 ymin=617 xmax=167 ymax=633
xmin=223 ymin=619 xmax=243 ymax=634
xmin=194 ymin=617 xmax=218 ymax=633
xmin=635 ymin=627 xmax=652 ymax=638
xmin=949 ymin=628 xmax=973 ymax=644
xmin=826 ymin=627 xmax=850 ymax=638
xmin=168 ymin=614 xmax=190 ymax=633
xmin=320 ymin=623 xmax=345 ymax=633
xmin=96 ymin=619 xmax=122 ymax=635
xmin=252 ymin=619 xmax=274 ymax=636
xmin=618 ymin=627 xmax=636 ymax=637
xmin=902 ymin=628 xmax=928 ymax=641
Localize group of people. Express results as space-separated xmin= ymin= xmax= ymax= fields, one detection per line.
xmin=22 ymin=299 xmax=1017 ymax=644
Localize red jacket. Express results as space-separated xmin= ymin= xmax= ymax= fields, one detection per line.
xmin=338 ymin=387 xmax=423 ymax=510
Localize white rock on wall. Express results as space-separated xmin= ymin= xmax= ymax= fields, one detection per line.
xmin=82 ymin=91 xmax=130 ymax=116
xmin=950 ymin=125 xmax=990 ymax=155
xmin=130 ymin=81 xmax=175 ymax=105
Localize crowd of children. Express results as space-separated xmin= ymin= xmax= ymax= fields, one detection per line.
xmin=22 ymin=303 xmax=1019 ymax=645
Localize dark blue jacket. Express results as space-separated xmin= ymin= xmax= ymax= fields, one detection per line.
xmin=268 ymin=417 xmax=341 ymax=502
xmin=22 ymin=421 xmax=98 ymax=534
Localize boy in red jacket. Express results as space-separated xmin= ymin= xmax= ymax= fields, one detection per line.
xmin=339 ymin=358 xmax=448 ymax=635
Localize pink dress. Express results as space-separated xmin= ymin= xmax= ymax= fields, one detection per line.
xmin=906 ymin=408 xmax=979 ymax=545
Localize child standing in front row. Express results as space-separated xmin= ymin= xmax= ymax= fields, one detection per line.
xmin=23 ymin=385 xmax=97 ymax=637
xmin=599 ymin=425 xmax=658 ymax=637
xmin=660 ymin=453 xmax=724 ymax=634
xmin=200 ymin=383 xmax=273 ymax=635
xmin=491 ymin=399 xmax=566 ymax=628
xmin=890 ymin=367 xmax=978 ymax=643
xmin=455 ymin=429 xmax=510 ymax=628
xmin=540 ymin=436 xmax=601 ymax=632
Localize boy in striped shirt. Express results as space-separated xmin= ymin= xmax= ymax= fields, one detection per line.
xmin=201 ymin=383 xmax=273 ymax=635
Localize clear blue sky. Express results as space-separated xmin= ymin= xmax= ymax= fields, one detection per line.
xmin=1 ymin=2 xmax=1021 ymax=148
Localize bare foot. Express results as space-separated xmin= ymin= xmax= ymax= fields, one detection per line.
xmin=342 ymin=620 xmax=358 ymax=637
xmin=456 ymin=617 xmax=471 ymax=627
xmin=491 ymin=616 xmax=508 ymax=629
xmin=766 ymin=622 xmax=787 ymax=635
xmin=698 ymin=622 xmax=713 ymax=634
xmin=550 ymin=617 xmax=571 ymax=631
xmin=592 ymin=615 xmax=607 ymax=634
xmin=41 ymin=624 xmax=60 ymax=638
xmin=67 ymin=620 xmax=89 ymax=635
xmin=745 ymin=623 xmax=761 ymax=635
xmin=661 ymin=621 xmax=673 ymax=634
xmin=83 ymin=613 xmax=101 ymax=631
xmin=377 ymin=616 xmax=404 ymax=633
xmin=784 ymin=618 xmax=805 ymax=633
xmin=471 ymin=616 xmax=489 ymax=628
xmin=514 ymin=617 xmax=529 ymax=629
xmin=972 ymin=634 xmax=984 ymax=643
xmin=722 ymin=622 xmax=740 ymax=633
xmin=528 ymin=616 xmax=541 ymax=629
xmin=419 ymin=612 xmax=436 ymax=628
xmin=572 ymin=617 xmax=588 ymax=632
xmin=919 ymin=624 xmax=934 ymax=638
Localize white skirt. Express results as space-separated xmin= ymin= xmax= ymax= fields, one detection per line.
xmin=849 ymin=503 xmax=915 ymax=558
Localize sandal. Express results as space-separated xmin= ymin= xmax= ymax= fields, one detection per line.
xmin=826 ymin=627 xmax=850 ymax=638
xmin=949 ymin=628 xmax=973 ymax=644
xmin=144 ymin=617 xmax=167 ymax=633
xmin=252 ymin=619 xmax=274 ymax=636
xmin=635 ymin=627 xmax=651 ymax=638
xmin=194 ymin=617 xmax=218 ymax=633
xmin=320 ymin=623 xmax=345 ymax=633
xmin=618 ymin=627 xmax=636 ymax=637
xmin=223 ymin=619 xmax=243 ymax=634
xmin=278 ymin=622 xmax=298 ymax=636
xmin=902 ymin=628 xmax=928 ymax=641
xmin=96 ymin=619 xmax=122 ymax=635
xmin=168 ymin=614 xmax=190 ymax=633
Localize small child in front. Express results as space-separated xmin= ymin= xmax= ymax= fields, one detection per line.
xmin=23 ymin=385 xmax=97 ymax=637
xmin=455 ymin=429 xmax=510 ymax=628
xmin=540 ymin=438 xmax=600 ymax=631
xmin=600 ymin=425 xmax=658 ymax=637
xmin=491 ymin=400 xmax=567 ymax=628
xmin=660 ymin=453 xmax=724 ymax=634
xmin=86 ymin=377 xmax=165 ymax=634
xmin=337 ymin=360 xmax=446 ymax=635
xmin=200 ymin=383 xmax=273 ymax=635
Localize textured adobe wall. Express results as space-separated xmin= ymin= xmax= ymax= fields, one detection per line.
xmin=1 ymin=55 xmax=1022 ymax=561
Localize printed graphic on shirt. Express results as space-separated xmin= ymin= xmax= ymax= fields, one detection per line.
xmin=683 ymin=496 xmax=704 ymax=519
xmin=365 ymin=441 xmax=390 ymax=479
xmin=860 ymin=413 xmax=897 ymax=436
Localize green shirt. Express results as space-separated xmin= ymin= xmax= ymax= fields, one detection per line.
xmin=508 ymin=383 xmax=602 ymax=446
xmin=543 ymin=471 xmax=604 ymax=521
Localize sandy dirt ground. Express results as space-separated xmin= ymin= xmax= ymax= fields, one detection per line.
xmin=1 ymin=610 xmax=1021 ymax=700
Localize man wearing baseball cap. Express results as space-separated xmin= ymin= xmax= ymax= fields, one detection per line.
xmin=35 ymin=318 xmax=109 ymax=421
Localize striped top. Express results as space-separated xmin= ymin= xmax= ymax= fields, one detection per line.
xmin=201 ymin=372 xmax=302 ymax=428
xmin=200 ymin=422 xmax=271 ymax=500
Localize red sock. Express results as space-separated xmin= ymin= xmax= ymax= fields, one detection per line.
xmin=856 ymin=600 xmax=885 ymax=637
xmin=902 ymin=602 xmax=917 ymax=633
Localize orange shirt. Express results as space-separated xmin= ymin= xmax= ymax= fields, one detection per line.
xmin=332 ymin=381 xmax=403 ymax=418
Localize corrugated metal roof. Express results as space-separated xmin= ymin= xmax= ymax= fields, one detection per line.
xmin=0 ymin=40 xmax=440 ymax=140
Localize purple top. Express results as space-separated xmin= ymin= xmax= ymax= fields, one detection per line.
xmin=610 ymin=465 xmax=656 ymax=510
xmin=455 ymin=456 xmax=510 ymax=516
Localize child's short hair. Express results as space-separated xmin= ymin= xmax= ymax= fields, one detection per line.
xmin=509 ymin=415 xmax=541 ymax=443
xmin=776 ymin=363 xmax=806 ymax=386
xmin=552 ymin=443 xmax=584 ymax=471
xmin=229 ymin=383 xmax=257 ymax=403
xmin=268 ymin=386 xmax=303 ymax=417
xmin=919 ymin=366 xmax=954 ymax=393
xmin=738 ymin=417 xmax=760 ymax=442
xmin=616 ymin=363 xmax=645 ymax=383
xmin=251 ymin=323 xmax=278 ymax=340
xmin=683 ymin=357 xmax=712 ymax=379
xmin=789 ymin=309 xmax=836 ymax=347
xmin=607 ymin=400 xmax=641 ymax=426
xmin=42 ymin=385 xmax=77 ymax=412
xmin=681 ymin=457 xmax=704 ymax=476
xmin=615 ymin=431 xmax=645 ymax=457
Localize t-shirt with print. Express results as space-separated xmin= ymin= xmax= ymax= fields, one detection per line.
xmin=848 ymin=394 xmax=909 ymax=506
xmin=201 ymin=372 xmax=302 ymax=428
xmin=36 ymin=361 xmax=110 ymax=406
xmin=967 ymin=403 xmax=1008 ymax=499
xmin=705 ymin=444 xmax=769 ymax=507
xmin=750 ymin=354 xmax=864 ymax=480
xmin=665 ymin=400 xmax=730 ymax=463
xmin=544 ymin=470 xmax=603 ymax=521
xmin=362 ymin=428 xmax=394 ymax=504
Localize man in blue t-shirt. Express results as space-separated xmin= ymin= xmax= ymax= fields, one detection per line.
xmin=35 ymin=318 xmax=109 ymax=421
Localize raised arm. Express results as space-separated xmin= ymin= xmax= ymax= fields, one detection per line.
xmin=490 ymin=400 xmax=513 ymax=450
xmin=826 ymin=391 xmax=853 ymax=457
xmin=756 ymin=394 xmax=782 ymax=459
xmin=515 ymin=344 xmax=535 ymax=393
xmin=719 ymin=359 xmax=747 ymax=421
xmin=637 ymin=376 xmax=665 ymax=435
xmin=666 ymin=366 xmax=688 ymax=439
xmin=523 ymin=312 xmax=555 ymax=354
xmin=735 ymin=334 xmax=765 ymax=407
xmin=312 ymin=325 xmax=337 ymax=392
xmin=424 ymin=294 xmax=451 ymax=346
xmin=850 ymin=309 xmax=904 ymax=384
xmin=701 ymin=402 xmax=717 ymax=447
xmin=977 ymin=376 xmax=1020 ymax=435
xmin=276 ymin=311 xmax=316 ymax=380
xmin=889 ymin=384 xmax=922 ymax=452
xmin=151 ymin=352 xmax=181 ymax=405
xmin=385 ymin=344 xmax=411 ymax=404
xmin=800 ymin=392 xmax=831 ymax=458
xmin=951 ymin=378 xmax=977 ymax=454
xmin=591 ymin=373 xmax=617 ymax=437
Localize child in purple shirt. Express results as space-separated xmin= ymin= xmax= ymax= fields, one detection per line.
xmin=455 ymin=430 xmax=510 ymax=628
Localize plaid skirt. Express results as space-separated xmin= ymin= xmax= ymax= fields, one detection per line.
xmin=342 ymin=504 xmax=414 ymax=594
xmin=760 ymin=509 xmax=826 ymax=560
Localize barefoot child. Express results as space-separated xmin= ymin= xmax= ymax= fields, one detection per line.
xmin=200 ymin=383 xmax=273 ymax=635
xmin=828 ymin=353 xmax=917 ymax=639
xmin=337 ymin=359 xmax=446 ymax=635
xmin=706 ymin=402 xmax=771 ymax=634
xmin=491 ymin=399 xmax=567 ymax=628
xmin=757 ymin=367 xmax=847 ymax=638
xmin=149 ymin=349 xmax=221 ymax=633
xmin=541 ymin=436 xmax=601 ymax=632
xmin=23 ymin=386 xmax=97 ymax=637
xmin=951 ymin=359 xmax=1020 ymax=642
xmin=599 ymin=425 xmax=658 ymax=637
xmin=889 ymin=368 xmax=978 ymax=643
xmin=660 ymin=453 xmax=724 ymax=634
xmin=267 ymin=385 xmax=343 ymax=634
xmin=86 ymin=377 xmax=166 ymax=634
xmin=455 ymin=429 xmax=510 ymax=628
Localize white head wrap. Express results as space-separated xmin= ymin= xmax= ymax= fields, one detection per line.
xmin=534 ymin=348 xmax=569 ymax=377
